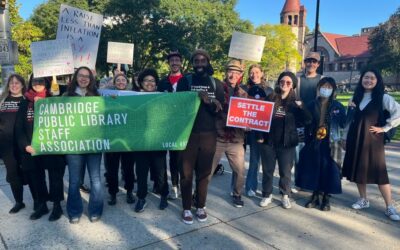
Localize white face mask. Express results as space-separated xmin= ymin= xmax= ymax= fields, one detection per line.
xmin=320 ymin=87 xmax=333 ymax=98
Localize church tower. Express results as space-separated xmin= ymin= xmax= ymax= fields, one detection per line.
xmin=280 ymin=0 xmax=307 ymax=58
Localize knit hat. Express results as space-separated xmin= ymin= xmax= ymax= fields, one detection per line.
xmin=191 ymin=49 xmax=211 ymax=62
xmin=225 ymin=59 xmax=243 ymax=72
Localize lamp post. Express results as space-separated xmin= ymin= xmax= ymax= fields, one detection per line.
xmin=313 ymin=0 xmax=323 ymax=75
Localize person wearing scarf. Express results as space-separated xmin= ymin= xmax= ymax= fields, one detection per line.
xmin=15 ymin=75 xmax=66 ymax=221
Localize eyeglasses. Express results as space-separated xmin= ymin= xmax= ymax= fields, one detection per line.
xmin=305 ymin=59 xmax=319 ymax=64
xmin=78 ymin=74 xmax=90 ymax=79
xmin=279 ymin=80 xmax=292 ymax=86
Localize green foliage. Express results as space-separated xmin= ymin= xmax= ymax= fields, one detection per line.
xmin=255 ymin=24 xmax=301 ymax=81
xmin=368 ymin=8 xmax=400 ymax=76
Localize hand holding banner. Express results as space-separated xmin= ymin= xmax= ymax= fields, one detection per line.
xmin=226 ymin=97 xmax=274 ymax=132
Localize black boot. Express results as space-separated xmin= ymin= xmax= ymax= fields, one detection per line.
xmin=9 ymin=202 xmax=25 ymax=214
xmin=305 ymin=191 xmax=320 ymax=208
xmin=126 ymin=192 xmax=135 ymax=204
xmin=320 ymin=193 xmax=331 ymax=211
xmin=30 ymin=202 xmax=49 ymax=220
xmin=48 ymin=202 xmax=63 ymax=221
xmin=108 ymin=194 xmax=117 ymax=206
xmin=159 ymin=196 xmax=168 ymax=210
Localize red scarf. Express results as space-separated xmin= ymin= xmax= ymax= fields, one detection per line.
xmin=168 ymin=74 xmax=183 ymax=85
xmin=24 ymin=89 xmax=47 ymax=102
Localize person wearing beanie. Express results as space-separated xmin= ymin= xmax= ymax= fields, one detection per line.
xmin=158 ymin=51 xmax=184 ymax=200
xmin=295 ymin=77 xmax=346 ymax=211
xmin=256 ymin=71 xmax=311 ymax=209
xmin=207 ymin=59 xmax=248 ymax=208
xmin=176 ymin=49 xmax=224 ymax=224
xmin=15 ymin=75 xmax=66 ymax=221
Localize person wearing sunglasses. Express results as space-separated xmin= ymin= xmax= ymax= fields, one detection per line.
xmin=256 ymin=72 xmax=311 ymax=209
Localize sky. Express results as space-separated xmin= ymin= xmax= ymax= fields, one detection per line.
xmin=18 ymin=0 xmax=400 ymax=36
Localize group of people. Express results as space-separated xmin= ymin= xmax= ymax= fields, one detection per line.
xmin=0 ymin=49 xmax=399 ymax=226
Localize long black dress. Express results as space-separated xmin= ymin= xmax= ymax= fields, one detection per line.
xmin=342 ymin=98 xmax=388 ymax=185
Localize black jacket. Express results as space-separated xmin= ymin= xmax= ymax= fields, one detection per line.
xmin=257 ymin=94 xmax=312 ymax=148
xmin=158 ymin=74 xmax=174 ymax=93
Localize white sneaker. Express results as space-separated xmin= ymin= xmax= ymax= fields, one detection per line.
xmin=182 ymin=210 xmax=193 ymax=225
xmin=247 ymin=190 xmax=256 ymax=197
xmin=259 ymin=195 xmax=272 ymax=207
xmin=291 ymin=187 xmax=299 ymax=194
xmin=385 ymin=205 xmax=400 ymax=221
xmin=196 ymin=208 xmax=207 ymax=222
xmin=351 ymin=198 xmax=370 ymax=210
xmin=169 ymin=186 xmax=179 ymax=200
xmin=281 ymin=195 xmax=291 ymax=209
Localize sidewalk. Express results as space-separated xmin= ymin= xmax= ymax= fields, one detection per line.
xmin=0 ymin=143 xmax=399 ymax=250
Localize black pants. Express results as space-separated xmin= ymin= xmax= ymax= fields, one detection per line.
xmin=22 ymin=154 xmax=65 ymax=203
xmin=179 ymin=132 xmax=216 ymax=210
xmin=259 ymin=144 xmax=295 ymax=197
xmin=105 ymin=152 xmax=135 ymax=195
xmin=135 ymin=151 xmax=168 ymax=199
xmin=169 ymin=151 xmax=179 ymax=187
xmin=1 ymin=145 xmax=26 ymax=203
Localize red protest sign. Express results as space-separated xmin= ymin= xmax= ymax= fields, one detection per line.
xmin=226 ymin=97 xmax=275 ymax=132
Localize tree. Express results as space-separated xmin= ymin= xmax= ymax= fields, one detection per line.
xmin=254 ymin=24 xmax=301 ymax=81
xmin=368 ymin=7 xmax=400 ymax=79
xmin=7 ymin=0 xmax=44 ymax=78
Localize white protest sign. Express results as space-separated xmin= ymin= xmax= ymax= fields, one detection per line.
xmin=107 ymin=42 xmax=134 ymax=65
xmin=228 ymin=31 xmax=266 ymax=62
xmin=31 ymin=39 xmax=74 ymax=78
xmin=56 ymin=4 xmax=103 ymax=69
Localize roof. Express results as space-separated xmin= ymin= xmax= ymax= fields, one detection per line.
xmin=281 ymin=0 xmax=300 ymax=13
xmin=321 ymin=32 xmax=370 ymax=59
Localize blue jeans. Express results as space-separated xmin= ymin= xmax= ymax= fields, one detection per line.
xmin=66 ymin=154 xmax=103 ymax=219
xmin=245 ymin=131 xmax=261 ymax=193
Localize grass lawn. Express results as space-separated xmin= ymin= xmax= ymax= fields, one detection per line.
xmin=337 ymin=92 xmax=400 ymax=141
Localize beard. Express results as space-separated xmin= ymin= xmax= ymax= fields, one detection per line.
xmin=193 ymin=66 xmax=207 ymax=75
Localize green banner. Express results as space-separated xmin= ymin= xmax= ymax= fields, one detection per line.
xmin=31 ymin=92 xmax=200 ymax=155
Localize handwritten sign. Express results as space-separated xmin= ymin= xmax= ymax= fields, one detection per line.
xmin=31 ymin=39 xmax=74 ymax=78
xmin=107 ymin=42 xmax=134 ymax=65
xmin=226 ymin=97 xmax=274 ymax=132
xmin=228 ymin=31 xmax=266 ymax=62
xmin=56 ymin=4 xmax=103 ymax=69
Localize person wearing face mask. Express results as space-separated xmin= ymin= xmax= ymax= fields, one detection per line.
xmin=104 ymin=74 xmax=136 ymax=206
xmin=134 ymin=68 xmax=170 ymax=213
xmin=342 ymin=69 xmax=400 ymax=221
xmin=295 ymin=77 xmax=346 ymax=211
xmin=176 ymin=49 xmax=224 ymax=224
xmin=158 ymin=51 xmax=184 ymax=199
xmin=256 ymin=72 xmax=311 ymax=209
xmin=0 ymin=74 xmax=32 ymax=214
xmin=15 ymin=75 xmax=66 ymax=221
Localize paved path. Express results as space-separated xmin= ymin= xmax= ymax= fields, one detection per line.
xmin=0 ymin=143 xmax=399 ymax=249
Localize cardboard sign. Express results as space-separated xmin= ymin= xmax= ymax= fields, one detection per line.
xmin=31 ymin=39 xmax=74 ymax=78
xmin=56 ymin=4 xmax=103 ymax=69
xmin=228 ymin=31 xmax=266 ymax=62
xmin=226 ymin=97 xmax=274 ymax=132
xmin=107 ymin=42 xmax=134 ymax=65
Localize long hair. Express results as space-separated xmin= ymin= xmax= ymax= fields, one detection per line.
xmin=352 ymin=68 xmax=384 ymax=106
xmin=67 ymin=66 xmax=99 ymax=96
xmin=271 ymin=71 xmax=297 ymax=111
xmin=247 ymin=64 xmax=267 ymax=87
xmin=0 ymin=74 xmax=26 ymax=107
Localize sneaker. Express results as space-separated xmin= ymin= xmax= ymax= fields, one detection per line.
xmin=233 ymin=196 xmax=244 ymax=208
xmin=182 ymin=210 xmax=193 ymax=225
xmin=69 ymin=217 xmax=80 ymax=224
xmin=196 ymin=208 xmax=207 ymax=222
xmin=89 ymin=215 xmax=101 ymax=223
xmin=134 ymin=199 xmax=147 ymax=213
xmin=281 ymin=195 xmax=292 ymax=209
xmin=247 ymin=190 xmax=256 ymax=197
xmin=291 ymin=187 xmax=299 ymax=194
xmin=351 ymin=198 xmax=370 ymax=210
xmin=259 ymin=195 xmax=272 ymax=207
xmin=385 ymin=205 xmax=400 ymax=221
xmin=169 ymin=186 xmax=179 ymax=200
